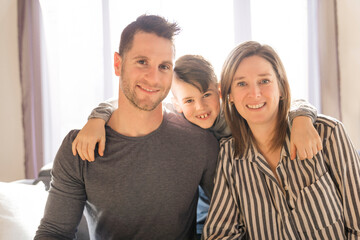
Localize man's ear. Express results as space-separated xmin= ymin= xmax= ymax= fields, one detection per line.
xmin=171 ymin=97 xmax=183 ymax=113
xmin=114 ymin=52 xmax=122 ymax=76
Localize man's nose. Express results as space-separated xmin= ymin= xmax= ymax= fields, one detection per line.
xmin=145 ymin=66 xmax=159 ymax=83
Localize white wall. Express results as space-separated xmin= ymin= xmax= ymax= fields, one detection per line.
xmin=337 ymin=0 xmax=360 ymax=150
xmin=0 ymin=0 xmax=25 ymax=181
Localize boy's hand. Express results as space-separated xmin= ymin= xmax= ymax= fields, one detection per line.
xmin=72 ymin=118 xmax=106 ymax=162
xmin=290 ymin=116 xmax=322 ymax=160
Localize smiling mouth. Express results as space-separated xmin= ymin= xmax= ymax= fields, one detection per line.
xmin=196 ymin=113 xmax=210 ymax=119
xmin=138 ymin=85 xmax=159 ymax=93
xmin=247 ymin=103 xmax=265 ymax=109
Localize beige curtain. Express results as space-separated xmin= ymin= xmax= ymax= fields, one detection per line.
xmin=17 ymin=0 xmax=44 ymax=178
xmin=317 ymin=0 xmax=342 ymax=120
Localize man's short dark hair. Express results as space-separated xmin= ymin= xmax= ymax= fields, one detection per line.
xmin=118 ymin=14 xmax=181 ymax=57
xmin=174 ymin=55 xmax=218 ymax=93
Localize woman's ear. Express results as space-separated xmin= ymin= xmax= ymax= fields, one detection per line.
xmin=114 ymin=52 xmax=122 ymax=76
xmin=218 ymin=84 xmax=222 ymax=98
xmin=171 ymin=97 xmax=183 ymax=113
xmin=228 ymin=93 xmax=234 ymax=103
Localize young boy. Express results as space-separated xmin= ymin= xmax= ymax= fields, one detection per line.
xmin=71 ymin=54 xmax=320 ymax=238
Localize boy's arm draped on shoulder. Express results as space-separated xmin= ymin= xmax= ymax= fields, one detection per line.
xmin=72 ymin=98 xmax=117 ymax=162
xmin=289 ymin=99 xmax=317 ymax=124
xmin=35 ymin=131 xmax=86 ymax=240
xmin=288 ymin=99 xmax=322 ymax=160
xmin=88 ymin=97 xmax=118 ymax=121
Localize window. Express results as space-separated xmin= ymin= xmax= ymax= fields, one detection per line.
xmin=39 ymin=0 xmax=312 ymax=164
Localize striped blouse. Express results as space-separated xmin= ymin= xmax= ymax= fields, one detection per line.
xmin=203 ymin=115 xmax=360 ymax=240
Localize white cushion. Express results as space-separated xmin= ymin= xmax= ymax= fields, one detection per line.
xmin=0 ymin=182 xmax=48 ymax=240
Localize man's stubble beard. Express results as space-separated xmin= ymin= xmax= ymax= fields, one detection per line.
xmin=120 ymin=74 xmax=170 ymax=112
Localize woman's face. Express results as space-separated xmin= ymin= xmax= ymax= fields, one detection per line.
xmin=229 ymin=55 xmax=281 ymax=128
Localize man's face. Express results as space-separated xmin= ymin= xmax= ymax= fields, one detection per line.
xmin=115 ymin=32 xmax=174 ymax=111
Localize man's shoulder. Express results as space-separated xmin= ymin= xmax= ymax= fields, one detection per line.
xmin=63 ymin=129 xmax=81 ymax=144
xmin=54 ymin=129 xmax=81 ymax=159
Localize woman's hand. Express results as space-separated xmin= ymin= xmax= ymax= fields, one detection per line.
xmin=72 ymin=118 xmax=106 ymax=162
xmin=290 ymin=116 xmax=322 ymax=160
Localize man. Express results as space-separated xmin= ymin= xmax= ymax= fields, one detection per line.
xmin=35 ymin=15 xmax=219 ymax=240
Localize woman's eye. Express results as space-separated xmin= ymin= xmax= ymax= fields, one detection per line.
xmin=260 ymin=79 xmax=270 ymax=84
xmin=237 ymin=82 xmax=246 ymax=87
xmin=185 ymin=99 xmax=194 ymax=104
xmin=138 ymin=60 xmax=146 ymax=65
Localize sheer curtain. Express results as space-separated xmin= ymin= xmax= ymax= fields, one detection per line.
xmin=39 ymin=0 xmax=110 ymax=166
xmin=18 ymin=0 xmax=338 ymax=177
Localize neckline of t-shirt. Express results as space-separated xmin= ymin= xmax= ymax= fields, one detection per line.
xmin=104 ymin=112 xmax=169 ymax=141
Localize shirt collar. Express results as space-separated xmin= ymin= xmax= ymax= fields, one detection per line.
xmin=237 ymin=122 xmax=293 ymax=162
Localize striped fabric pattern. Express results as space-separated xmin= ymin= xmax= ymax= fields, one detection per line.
xmin=203 ymin=115 xmax=360 ymax=240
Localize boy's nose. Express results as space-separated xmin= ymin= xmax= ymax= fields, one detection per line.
xmin=196 ymin=100 xmax=206 ymax=110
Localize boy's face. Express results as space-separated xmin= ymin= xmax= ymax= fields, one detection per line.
xmin=172 ymin=78 xmax=220 ymax=129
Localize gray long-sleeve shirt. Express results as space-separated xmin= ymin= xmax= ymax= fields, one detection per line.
xmin=35 ymin=111 xmax=219 ymax=240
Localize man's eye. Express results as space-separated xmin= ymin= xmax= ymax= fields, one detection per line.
xmin=260 ymin=79 xmax=270 ymax=84
xmin=159 ymin=64 xmax=170 ymax=70
xmin=138 ymin=60 xmax=146 ymax=65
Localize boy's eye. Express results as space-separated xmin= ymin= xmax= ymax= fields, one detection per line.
xmin=185 ymin=99 xmax=194 ymax=104
xmin=203 ymin=92 xmax=212 ymax=98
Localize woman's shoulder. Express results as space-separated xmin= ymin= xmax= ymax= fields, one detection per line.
xmin=219 ymin=136 xmax=234 ymax=146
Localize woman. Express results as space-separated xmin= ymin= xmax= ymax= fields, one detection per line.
xmin=203 ymin=41 xmax=360 ymax=239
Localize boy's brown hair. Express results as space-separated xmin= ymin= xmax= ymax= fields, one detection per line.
xmin=173 ymin=55 xmax=218 ymax=97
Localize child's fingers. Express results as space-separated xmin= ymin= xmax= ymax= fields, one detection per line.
xmin=290 ymin=143 xmax=297 ymax=160
xmin=305 ymin=148 xmax=314 ymax=160
xmin=77 ymin=142 xmax=86 ymax=161
xmin=82 ymin=142 xmax=91 ymax=161
xmin=72 ymin=139 xmax=78 ymax=156
xmin=312 ymin=145 xmax=319 ymax=157
xmin=297 ymin=149 xmax=307 ymax=160
xmin=87 ymin=141 xmax=96 ymax=162
xmin=317 ymin=138 xmax=323 ymax=151
xmin=98 ymin=137 xmax=106 ymax=157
